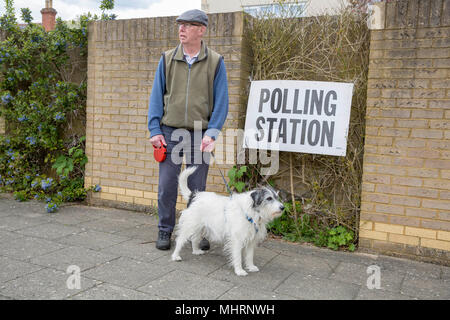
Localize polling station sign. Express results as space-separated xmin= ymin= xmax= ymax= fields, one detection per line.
xmin=243 ymin=80 xmax=354 ymax=157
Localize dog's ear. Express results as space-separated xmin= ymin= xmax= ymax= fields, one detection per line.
xmin=251 ymin=190 xmax=264 ymax=208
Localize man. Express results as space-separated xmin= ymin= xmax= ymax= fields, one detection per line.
xmin=147 ymin=9 xmax=229 ymax=250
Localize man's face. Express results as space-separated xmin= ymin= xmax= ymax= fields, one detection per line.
xmin=177 ymin=21 xmax=206 ymax=46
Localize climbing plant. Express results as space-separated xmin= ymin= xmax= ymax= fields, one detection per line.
xmin=243 ymin=0 xmax=370 ymax=251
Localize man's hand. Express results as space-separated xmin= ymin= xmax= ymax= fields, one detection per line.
xmin=150 ymin=134 xmax=166 ymax=148
xmin=200 ymin=135 xmax=215 ymax=152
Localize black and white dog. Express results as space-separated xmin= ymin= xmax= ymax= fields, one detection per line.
xmin=171 ymin=166 xmax=284 ymax=276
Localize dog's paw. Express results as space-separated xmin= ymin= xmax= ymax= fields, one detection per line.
xmin=234 ymin=269 xmax=248 ymax=276
xmin=192 ymin=249 xmax=206 ymax=255
xmin=247 ymin=265 xmax=259 ymax=272
xmin=171 ymin=255 xmax=182 ymax=261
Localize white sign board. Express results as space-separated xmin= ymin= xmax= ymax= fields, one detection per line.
xmin=243 ymin=80 xmax=354 ymax=157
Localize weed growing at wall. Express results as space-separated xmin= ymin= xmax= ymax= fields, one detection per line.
xmin=0 ymin=1 xmax=115 ymax=212
xmin=244 ymin=1 xmax=370 ymax=251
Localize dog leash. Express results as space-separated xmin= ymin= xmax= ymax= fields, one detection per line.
xmin=210 ymin=151 xmax=233 ymax=196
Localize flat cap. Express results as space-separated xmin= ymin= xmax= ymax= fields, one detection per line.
xmin=176 ymin=9 xmax=208 ymax=26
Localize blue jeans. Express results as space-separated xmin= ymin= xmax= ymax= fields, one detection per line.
xmin=157 ymin=125 xmax=210 ymax=233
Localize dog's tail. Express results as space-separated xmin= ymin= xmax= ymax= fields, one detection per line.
xmin=178 ymin=166 xmax=198 ymax=201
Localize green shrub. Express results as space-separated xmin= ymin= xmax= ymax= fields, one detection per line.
xmin=267 ymin=200 xmax=356 ymax=251
xmin=0 ymin=0 xmax=115 ymax=212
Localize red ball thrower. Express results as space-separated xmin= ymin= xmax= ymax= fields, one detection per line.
xmin=153 ymin=144 xmax=167 ymax=162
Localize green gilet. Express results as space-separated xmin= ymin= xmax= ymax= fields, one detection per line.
xmin=161 ymin=41 xmax=222 ymax=130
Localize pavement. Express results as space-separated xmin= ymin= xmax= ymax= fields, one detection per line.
xmin=0 ymin=195 xmax=449 ymax=300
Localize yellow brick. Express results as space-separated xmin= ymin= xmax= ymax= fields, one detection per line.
xmin=176 ymin=203 xmax=187 ymax=211
xmin=389 ymin=234 xmax=419 ymax=246
xmin=421 ymin=238 xmax=450 ymax=251
xmin=405 ymin=227 xmax=436 ymax=239
xmin=375 ymin=223 xmax=404 ymax=234
xmin=100 ymin=192 xmax=117 ymax=201
xmin=144 ymin=192 xmax=157 ymax=200
xmin=108 ymin=187 xmax=126 ymax=195
xmin=125 ymin=189 xmax=143 ymax=198
xmin=90 ymin=192 xmax=102 ymax=200
xmin=359 ymin=229 xmax=388 ymax=241
xmin=437 ymin=231 xmax=450 ymax=242
xmin=116 ymin=195 xmax=134 ymax=203
xmin=359 ymin=220 xmax=373 ymax=230
xmin=84 ymin=177 xmax=92 ymax=186
xmin=134 ymin=197 xmax=151 ymax=206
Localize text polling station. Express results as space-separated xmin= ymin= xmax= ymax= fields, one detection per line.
xmin=243 ymin=80 xmax=354 ymax=156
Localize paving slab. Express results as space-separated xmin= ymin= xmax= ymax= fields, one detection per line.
xmin=0 ymin=196 xmax=48 ymax=217
xmin=375 ymin=255 xmax=444 ymax=280
xmin=209 ymin=260 xmax=294 ymax=292
xmin=70 ymin=283 xmax=166 ymax=300
xmin=83 ymin=256 xmax=176 ymax=289
xmin=329 ymin=261 xmax=405 ymax=293
xmin=0 ymin=230 xmax=23 ymax=242
xmin=55 ymin=230 xmax=130 ymax=251
xmin=92 ymin=207 xmax=157 ymax=225
xmin=154 ymin=249 xmax=228 ymax=276
xmin=354 ymin=287 xmax=416 ymax=300
xmin=0 ymin=215 xmax=49 ymax=232
xmin=263 ymin=251 xmax=338 ymax=277
xmin=54 ymin=205 xmax=111 ymax=218
xmin=29 ymin=246 xmax=120 ymax=272
xmin=138 ymin=270 xmax=235 ymax=300
xmin=15 ymin=222 xmax=85 ymax=240
xmin=275 ymin=272 xmax=361 ymax=300
xmin=0 ymin=256 xmax=44 ymax=283
xmin=76 ymin=217 xmax=145 ymax=234
xmin=114 ymin=223 xmax=160 ymax=241
xmin=44 ymin=210 xmax=101 ymax=226
xmin=263 ymin=240 xmax=381 ymax=266
xmin=442 ymin=266 xmax=450 ymax=280
xmin=400 ymin=274 xmax=450 ymax=300
xmin=0 ymin=236 xmax=66 ymax=261
xmin=218 ymin=285 xmax=298 ymax=300
xmin=0 ymin=268 xmax=100 ymax=300
xmin=100 ymin=238 xmax=171 ymax=263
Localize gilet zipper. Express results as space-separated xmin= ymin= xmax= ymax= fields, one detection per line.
xmin=185 ymin=63 xmax=192 ymax=127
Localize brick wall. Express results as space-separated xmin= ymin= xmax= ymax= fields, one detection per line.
xmin=85 ymin=13 xmax=249 ymax=212
xmin=360 ymin=0 xmax=450 ymax=263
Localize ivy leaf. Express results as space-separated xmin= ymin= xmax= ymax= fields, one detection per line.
xmin=235 ymin=181 xmax=245 ymax=193
xmin=80 ymin=157 xmax=88 ymax=167
xmin=227 ymin=167 xmax=236 ymax=182
xmin=67 ymin=158 xmax=74 ymax=172
xmin=73 ymin=148 xmax=84 ymax=158
xmin=52 ymin=155 xmax=67 ymax=174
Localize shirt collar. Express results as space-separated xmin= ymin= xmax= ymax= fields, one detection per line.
xmin=183 ymin=48 xmax=200 ymax=65
xmin=173 ymin=41 xmax=208 ymax=63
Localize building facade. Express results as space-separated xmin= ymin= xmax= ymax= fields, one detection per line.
xmin=201 ymin=0 xmax=350 ymax=16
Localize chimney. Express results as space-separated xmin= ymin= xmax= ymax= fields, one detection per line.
xmin=41 ymin=0 xmax=57 ymax=32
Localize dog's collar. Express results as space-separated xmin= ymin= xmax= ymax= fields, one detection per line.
xmin=246 ymin=214 xmax=259 ymax=233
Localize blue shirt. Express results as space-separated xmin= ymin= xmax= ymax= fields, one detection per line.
xmin=147 ymin=55 xmax=229 ymax=141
